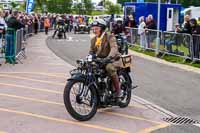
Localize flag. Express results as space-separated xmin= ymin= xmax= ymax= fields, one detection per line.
xmin=26 ymin=0 xmax=35 ymax=14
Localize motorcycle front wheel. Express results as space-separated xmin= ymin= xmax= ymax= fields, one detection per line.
xmin=63 ymin=79 xmax=98 ymax=121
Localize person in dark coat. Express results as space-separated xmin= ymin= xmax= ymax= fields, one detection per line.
xmin=177 ymin=15 xmax=191 ymax=34
xmin=145 ymin=14 xmax=157 ymax=48
xmin=33 ymin=15 xmax=39 ymax=34
xmin=190 ymin=18 xmax=200 ymax=59
xmin=6 ymin=10 xmax=24 ymax=64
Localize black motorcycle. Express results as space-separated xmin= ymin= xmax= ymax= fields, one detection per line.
xmin=57 ymin=25 xmax=66 ymax=39
xmin=116 ymin=33 xmax=129 ymax=55
xmin=63 ymin=54 xmax=135 ymax=121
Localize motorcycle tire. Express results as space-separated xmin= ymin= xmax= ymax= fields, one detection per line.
xmin=118 ymin=72 xmax=132 ymax=108
xmin=63 ymin=79 xmax=98 ymax=121
xmin=58 ymin=35 xmax=62 ymax=39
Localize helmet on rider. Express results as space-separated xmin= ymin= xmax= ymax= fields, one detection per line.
xmin=58 ymin=17 xmax=62 ymax=20
xmin=92 ymin=19 xmax=107 ymax=37
xmin=115 ymin=18 xmax=123 ymax=25
xmin=92 ymin=19 xmax=107 ymax=31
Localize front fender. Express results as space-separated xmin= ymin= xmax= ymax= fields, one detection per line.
xmin=67 ymin=73 xmax=86 ymax=81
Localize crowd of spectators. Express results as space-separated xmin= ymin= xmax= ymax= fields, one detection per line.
xmin=0 ymin=10 xmax=97 ymax=65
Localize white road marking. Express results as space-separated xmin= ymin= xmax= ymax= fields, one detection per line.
xmin=194 ymin=124 xmax=200 ymax=128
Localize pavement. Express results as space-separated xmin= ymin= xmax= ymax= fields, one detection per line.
xmin=46 ymin=32 xmax=200 ymax=133
xmin=0 ymin=32 xmax=175 ymax=133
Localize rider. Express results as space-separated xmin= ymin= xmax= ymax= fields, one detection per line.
xmin=111 ymin=18 xmax=125 ymax=35
xmin=52 ymin=17 xmax=66 ymax=39
xmin=90 ymin=19 xmax=123 ymax=100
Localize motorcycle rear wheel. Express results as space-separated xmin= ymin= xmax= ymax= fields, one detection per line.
xmin=118 ymin=72 xmax=132 ymax=108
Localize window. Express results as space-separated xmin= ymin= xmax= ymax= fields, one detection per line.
xmin=169 ymin=10 xmax=172 ymax=19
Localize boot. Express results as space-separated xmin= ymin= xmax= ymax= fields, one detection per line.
xmin=111 ymin=75 xmax=123 ymax=98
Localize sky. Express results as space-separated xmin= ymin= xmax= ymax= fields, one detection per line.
xmin=91 ymin=0 xmax=117 ymax=4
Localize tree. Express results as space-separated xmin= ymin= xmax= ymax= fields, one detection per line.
xmin=46 ymin=0 xmax=72 ymax=13
xmin=105 ymin=0 xmax=122 ymax=14
xmin=73 ymin=2 xmax=84 ymax=14
xmin=73 ymin=0 xmax=93 ymax=15
xmin=179 ymin=0 xmax=200 ymax=7
xmin=10 ymin=2 xmax=19 ymax=9
xmin=83 ymin=0 xmax=94 ymax=15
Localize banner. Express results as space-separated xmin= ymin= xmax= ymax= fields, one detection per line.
xmin=26 ymin=0 xmax=35 ymax=14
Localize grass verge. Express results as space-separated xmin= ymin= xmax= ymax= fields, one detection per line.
xmin=129 ymin=46 xmax=200 ymax=68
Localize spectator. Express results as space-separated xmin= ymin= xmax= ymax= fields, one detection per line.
xmin=40 ymin=16 xmax=45 ymax=32
xmin=126 ymin=15 xmax=137 ymax=45
xmin=146 ymin=15 xmax=156 ymax=30
xmin=176 ymin=15 xmax=191 ymax=34
xmin=44 ymin=16 xmax=50 ymax=35
xmin=33 ymin=15 xmax=39 ymax=34
xmin=0 ymin=11 xmax=7 ymax=48
xmin=69 ymin=17 xmax=73 ymax=32
xmin=126 ymin=15 xmax=137 ymax=28
xmin=138 ymin=16 xmax=147 ymax=50
xmin=176 ymin=15 xmax=192 ymax=57
xmin=0 ymin=11 xmax=7 ymax=66
xmin=64 ymin=16 xmax=70 ymax=32
xmin=4 ymin=11 xmax=11 ymax=23
xmin=190 ymin=18 xmax=200 ymax=59
xmin=146 ymin=14 xmax=157 ymax=48
xmin=197 ymin=17 xmax=200 ymax=25
xmin=6 ymin=11 xmax=24 ymax=64
xmin=88 ymin=17 xmax=93 ymax=26
xmin=165 ymin=23 xmax=182 ymax=53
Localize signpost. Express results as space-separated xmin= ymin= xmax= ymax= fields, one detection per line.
xmin=156 ymin=0 xmax=161 ymax=56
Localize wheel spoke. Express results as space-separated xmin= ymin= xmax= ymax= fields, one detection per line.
xmin=69 ymin=81 xmax=93 ymax=116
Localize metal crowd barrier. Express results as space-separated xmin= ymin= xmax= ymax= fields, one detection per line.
xmin=125 ymin=27 xmax=200 ymax=62
xmin=125 ymin=27 xmax=162 ymax=51
xmin=15 ymin=28 xmax=26 ymax=63
xmin=192 ymin=34 xmax=200 ymax=62
xmin=162 ymin=32 xmax=193 ymax=60
xmin=0 ymin=19 xmax=56 ymax=65
xmin=125 ymin=27 xmax=137 ymax=45
xmin=4 ymin=28 xmax=16 ymax=64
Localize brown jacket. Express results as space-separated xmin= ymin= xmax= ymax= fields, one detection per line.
xmin=90 ymin=33 xmax=122 ymax=67
xmin=90 ymin=33 xmax=120 ymax=58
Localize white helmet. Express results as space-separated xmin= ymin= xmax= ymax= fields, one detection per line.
xmin=92 ymin=19 xmax=107 ymax=30
xmin=115 ymin=18 xmax=123 ymax=22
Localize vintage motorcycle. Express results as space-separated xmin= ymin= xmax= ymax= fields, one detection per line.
xmin=63 ymin=54 xmax=136 ymax=121
xmin=115 ymin=33 xmax=129 ymax=55
xmin=57 ymin=25 xmax=66 ymax=39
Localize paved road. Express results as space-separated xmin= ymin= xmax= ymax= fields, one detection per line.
xmin=47 ymin=33 xmax=200 ymax=132
xmin=0 ymin=33 xmax=171 ymax=133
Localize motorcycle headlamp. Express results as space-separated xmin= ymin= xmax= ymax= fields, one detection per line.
xmin=86 ymin=54 xmax=93 ymax=62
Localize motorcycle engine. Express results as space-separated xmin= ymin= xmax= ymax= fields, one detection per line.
xmin=98 ymin=78 xmax=110 ymax=103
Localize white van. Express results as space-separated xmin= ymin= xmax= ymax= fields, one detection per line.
xmin=184 ymin=7 xmax=200 ymax=19
xmin=3 ymin=4 xmax=11 ymax=10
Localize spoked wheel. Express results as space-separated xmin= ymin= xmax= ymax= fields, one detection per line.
xmin=63 ymin=79 xmax=97 ymax=121
xmin=118 ymin=72 xmax=132 ymax=108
